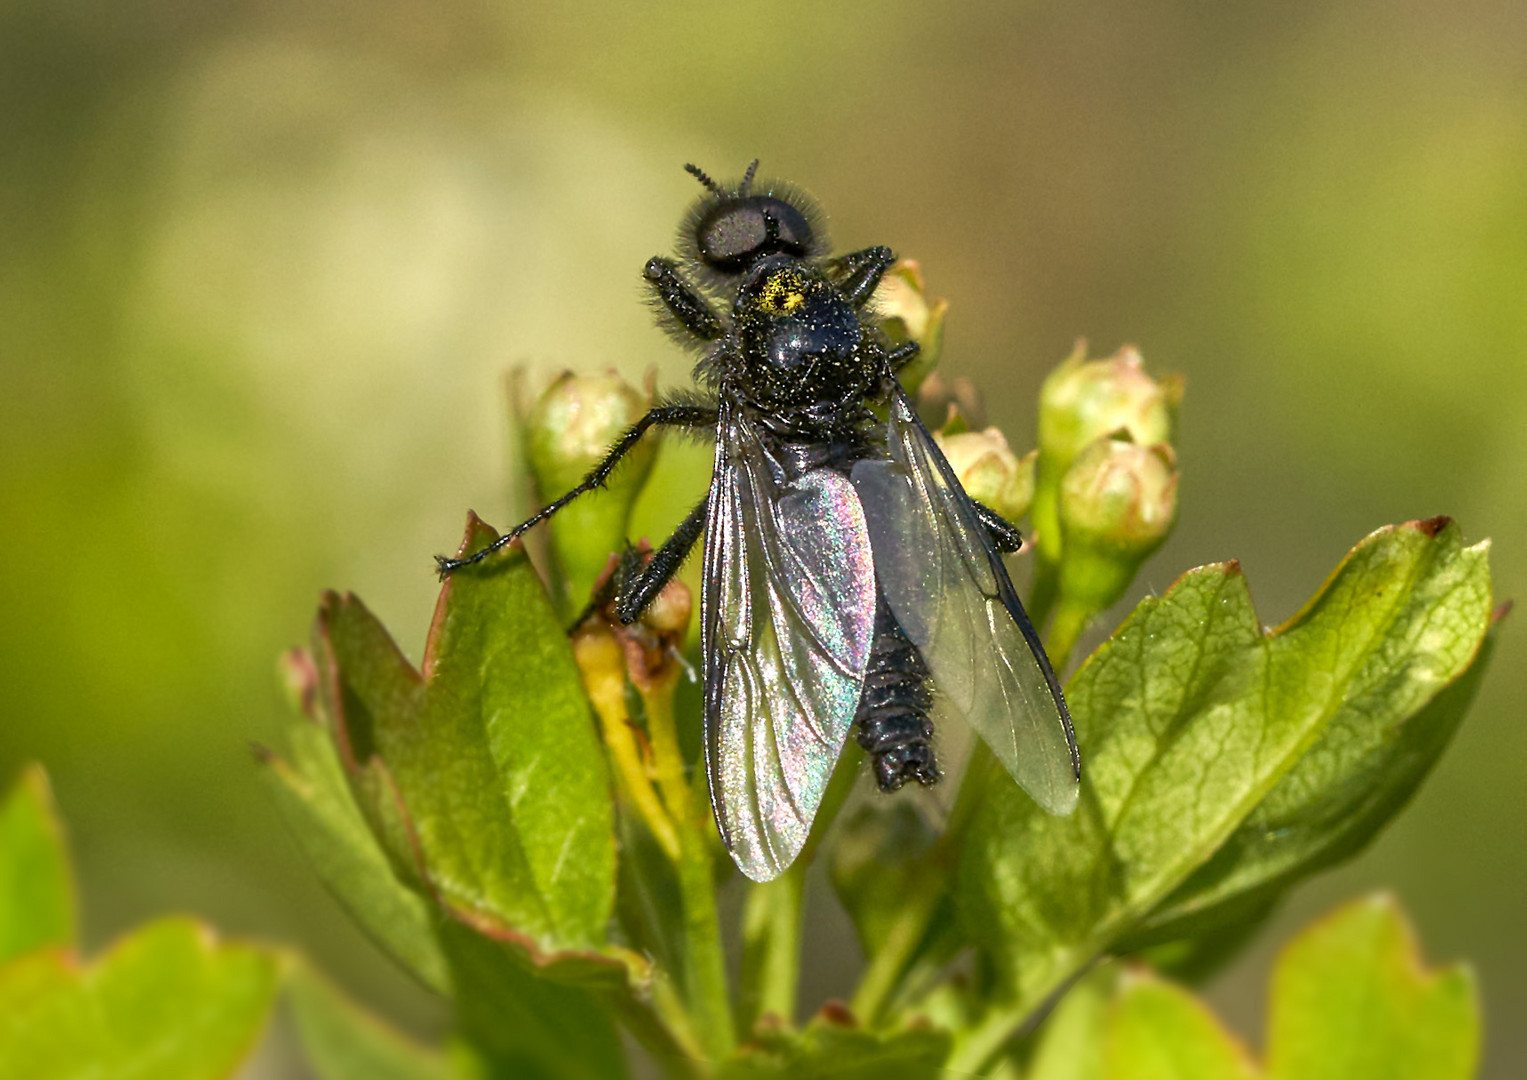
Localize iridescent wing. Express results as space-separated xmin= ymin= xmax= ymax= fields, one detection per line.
xmin=850 ymin=383 xmax=1080 ymax=815
xmin=702 ymin=404 xmax=878 ymax=881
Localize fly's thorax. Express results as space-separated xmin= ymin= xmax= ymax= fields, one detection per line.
xmin=732 ymin=257 xmax=878 ymax=413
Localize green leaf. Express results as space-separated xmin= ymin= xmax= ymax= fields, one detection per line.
xmin=437 ymin=921 xmax=630 ymax=1080
xmin=1027 ymin=968 xmax=1111 ymax=1080
xmin=1031 ymin=895 xmax=1476 ymax=1080
xmin=1104 ymin=972 xmax=1260 ymax=1080
xmin=954 ymin=519 xmax=1491 ymax=1061
xmin=318 ymin=513 xmax=614 ymax=948
xmin=260 ymin=651 xmax=449 ymax=992
xmin=1267 ymin=894 xmax=1478 ymax=1080
xmin=288 ymin=964 xmax=448 ymax=1080
xmin=0 ymin=917 xmax=280 ymax=1080
xmin=613 ymin=811 xmax=686 ymax=978
xmin=1134 ymin=584 xmax=1499 ymax=952
xmin=0 ymin=765 xmax=75 ymax=964
xmin=716 ymin=1010 xmax=951 ymax=1079
xmin=829 ymin=801 xmax=940 ymax=959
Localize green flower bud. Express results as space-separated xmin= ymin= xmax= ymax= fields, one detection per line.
xmin=872 ymin=259 xmax=946 ymax=393
xmin=1055 ymin=436 xmax=1178 ymax=619
xmin=830 ymin=802 xmax=938 ymax=957
xmin=524 ymin=370 xmax=651 ymax=493
xmin=1038 ymin=342 xmax=1180 ymax=472
xmin=1030 ymin=343 xmax=1181 ymax=579
xmin=521 ymin=370 xmax=656 ymax=616
xmin=934 ymin=427 xmax=1037 ymax=523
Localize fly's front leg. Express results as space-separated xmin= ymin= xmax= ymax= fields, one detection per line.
xmin=613 ymin=496 xmax=708 ymax=624
xmin=434 ymin=404 xmax=717 ymax=578
xmin=971 ymin=500 xmax=1024 ymax=553
xmin=836 ymin=245 xmax=896 ymax=307
xmin=644 ymin=257 xmax=724 ymax=342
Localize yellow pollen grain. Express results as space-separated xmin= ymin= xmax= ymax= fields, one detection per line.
xmin=759 ymin=272 xmax=807 ymax=314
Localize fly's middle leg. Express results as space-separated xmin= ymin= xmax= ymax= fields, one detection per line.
xmin=610 ymin=496 xmax=707 ymax=625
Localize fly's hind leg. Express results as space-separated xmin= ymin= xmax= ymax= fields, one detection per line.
xmin=971 ymin=500 xmax=1024 ymax=553
xmin=435 ymin=404 xmax=716 ymax=577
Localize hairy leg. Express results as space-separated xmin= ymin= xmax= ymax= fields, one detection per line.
xmin=836 ymin=245 xmax=897 ymax=307
xmin=970 ymin=500 xmax=1024 ymax=553
xmin=644 ymin=257 xmax=724 ymax=342
xmin=613 ymin=496 xmax=708 ymax=625
xmin=435 ymin=404 xmax=717 ymax=577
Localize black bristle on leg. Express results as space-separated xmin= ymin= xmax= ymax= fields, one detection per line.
xmin=856 ymin=593 xmax=939 ymax=791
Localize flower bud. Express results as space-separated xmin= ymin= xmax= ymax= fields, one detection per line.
xmin=1038 ymin=343 xmax=1179 ymax=472
xmin=829 ymin=802 xmax=938 ymax=956
xmin=640 ymin=577 xmax=693 ymax=641
xmin=1055 ymin=436 xmax=1178 ymax=615
xmin=917 ymin=372 xmax=986 ymax=431
xmin=524 ymin=370 xmax=653 ymax=495
xmin=934 ymin=427 xmax=1036 ymax=523
xmin=872 ymin=259 xmax=947 ymax=393
xmin=520 ymin=370 xmax=656 ymax=616
xmin=579 ymin=548 xmax=694 ymax=694
xmin=1030 ymin=343 xmax=1181 ymax=573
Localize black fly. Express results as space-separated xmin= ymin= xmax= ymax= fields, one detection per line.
xmin=437 ymin=161 xmax=1080 ymax=882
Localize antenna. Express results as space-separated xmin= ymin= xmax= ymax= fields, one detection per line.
xmin=684 ymin=163 xmax=723 ymax=196
xmin=739 ymin=158 xmax=760 ymax=195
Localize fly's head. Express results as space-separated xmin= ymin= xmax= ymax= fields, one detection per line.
xmin=678 ymin=161 xmax=826 ymax=283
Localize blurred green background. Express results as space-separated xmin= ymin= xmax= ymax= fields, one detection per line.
xmin=2 ymin=1 xmax=1522 ymax=1074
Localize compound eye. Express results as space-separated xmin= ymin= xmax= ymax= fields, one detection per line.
xmin=696 ymin=196 xmax=813 ymax=272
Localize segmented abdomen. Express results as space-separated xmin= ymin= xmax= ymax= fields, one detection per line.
xmin=855 ymin=593 xmax=938 ymax=790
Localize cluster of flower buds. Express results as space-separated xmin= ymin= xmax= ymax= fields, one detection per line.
xmin=1032 ymin=343 xmax=1182 ymax=647
xmin=570 ymin=550 xmax=697 ymax=863
xmin=577 ymin=544 xmax=695 ymax=695
xmin=878 ymin=266 xmax=1181 ymax=655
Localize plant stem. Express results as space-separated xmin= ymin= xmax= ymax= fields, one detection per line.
xmin=643 ymin=673 xmax=693 ymax=832
xmin=739 ymin=743 xmax=860 ymax=1030
xmin=671 ymin=807 xmax=735 ymax=1059
xmin=641 ymin=677 xmax=735 ymax=1059
xmin=944 ymin=959 xmax=1081 ymax=1073
xmin=741 ymin=865 xmax=805 ymax=1027
xmin=574 ymin=630 xmax=681 ymax=860
xmin=1042 ymin=598 xmax=1089 ymax=673
xmin=613 ymin=972 xmax=708 ymax=1077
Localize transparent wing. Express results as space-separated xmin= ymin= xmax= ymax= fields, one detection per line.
xmin=702 ymin=406 xmax=877 ymax=882
xmin=849 ymin=384 xmax=1080 ymax=815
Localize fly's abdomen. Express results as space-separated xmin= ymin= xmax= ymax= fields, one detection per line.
xmin=855 ymin=594 xmax=938 ymax=791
